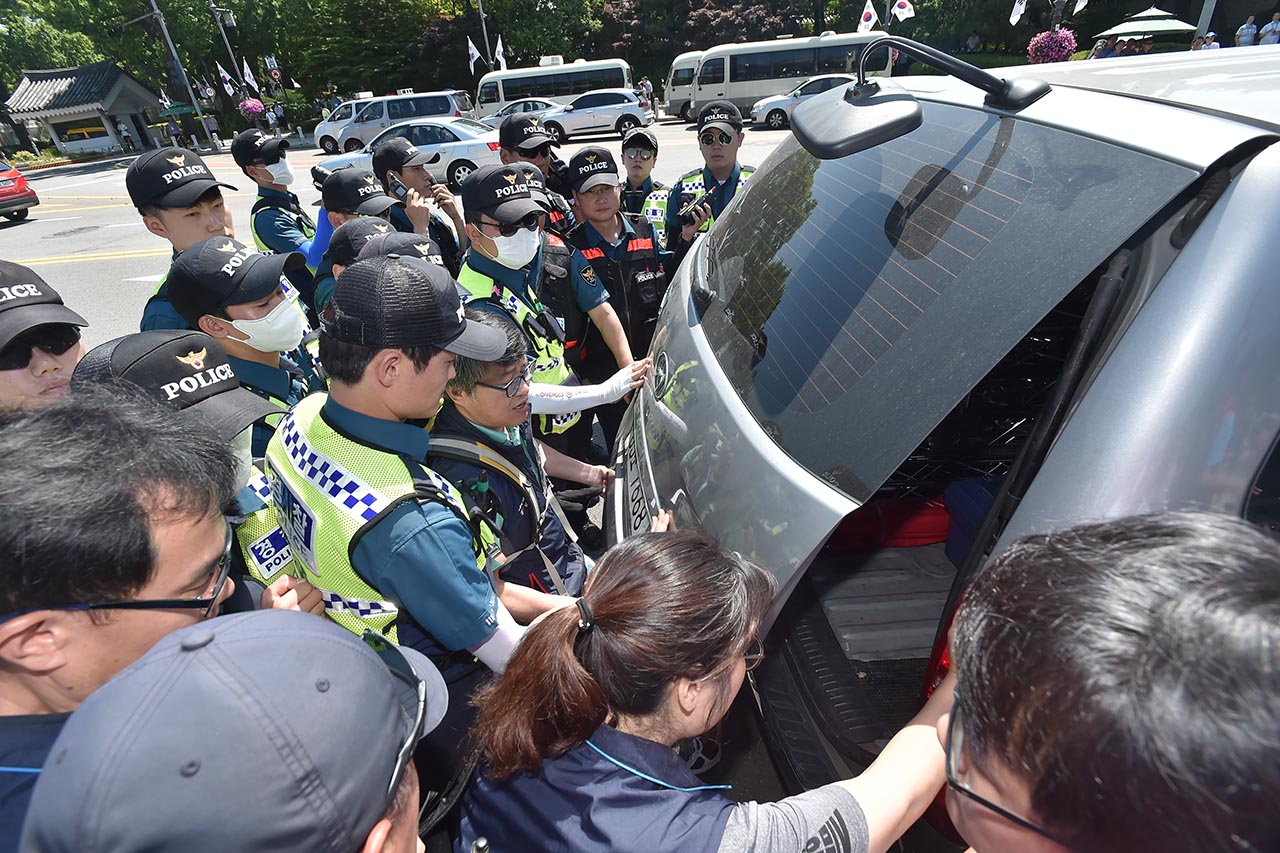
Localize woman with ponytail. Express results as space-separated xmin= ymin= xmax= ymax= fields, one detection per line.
xmin=457 ymin=530 xmax=957 ymax=853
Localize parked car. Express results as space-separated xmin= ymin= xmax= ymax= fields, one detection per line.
xmin=0 ymin=160 xmax=39 ymax=222
xmin=335 ymin=90 xmax=478 ymax=152
xmin=749 ymin=73 xmax=855 ymax=129
xmin=318 ymin=117 xmax=501 ymax=188
xmin=606 ymin=45 xmax=1280 ymax=844
xmin=479 ymin=97 xmax=561 ymax=128
xmin=314 ymin=98 xmax=372 ymax=155
xmin=538 ymin=88 xmax=654 ymax=142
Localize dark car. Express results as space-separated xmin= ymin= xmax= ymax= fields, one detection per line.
xmin=0 ymin=159 xmax=39 ymax=222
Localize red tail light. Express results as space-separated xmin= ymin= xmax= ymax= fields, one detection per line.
xmin=639 ymin=98 xmax=649 ymax=108
xmin=455 ymin=109 xmax=462 ymax=116
xmin=487 ymin=142 xmax=501 ymax=151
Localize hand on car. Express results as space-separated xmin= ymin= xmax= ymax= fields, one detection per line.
xmin=261 ymin=574 xmax=326 ymax=616
xmin=650 ymin=509 xmax=674 ymax=533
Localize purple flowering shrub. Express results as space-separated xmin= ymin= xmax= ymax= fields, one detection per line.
xmin=1028 ymin=28 xmax=1077 ymax=63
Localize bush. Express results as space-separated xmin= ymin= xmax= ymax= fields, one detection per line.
xmin=1028 ymin=28 xmax=1078 ymax=63
xmin=11 ymin=150 xmax=36 ymax=162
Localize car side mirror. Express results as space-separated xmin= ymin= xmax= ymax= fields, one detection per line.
xmin=564 ymin=105 xmax=575 ymax=112
xmin=791 ymin=78 xmax=921 ymax=160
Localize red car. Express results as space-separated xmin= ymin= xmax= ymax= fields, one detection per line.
xmin=0 ymin=159 xmax=39 ymax=222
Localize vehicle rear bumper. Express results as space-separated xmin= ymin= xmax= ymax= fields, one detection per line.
xmin=0 ymin=192 xmax=39 ymax=213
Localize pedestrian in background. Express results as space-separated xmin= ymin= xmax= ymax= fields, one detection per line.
xmin=1260 ymin=12 xmax=1280 ymax=44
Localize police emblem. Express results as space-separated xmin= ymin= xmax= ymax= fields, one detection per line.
xmin=585 ymin=153 xmax=597 ymax=163
xmin=166 ymin=155 xmax=186 ymax=166
xmin=503 ymin=173 xmax=517 ymax=184
xmin=363 ymin=174 xmax=376 ymax=185
xmin=216 ymin=241 xmax=237 ymax=253
xmin=176 ymin=348 xmax=208 ymax=370
xmin=581 ymin=265 xmax=598 ymax=286
xmin=373 ymin=222 xmax=390 ymax=233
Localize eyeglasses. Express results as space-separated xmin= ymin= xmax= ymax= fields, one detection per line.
xmin=361 ymin=630 xmax=428 ymax=798
xmin=623 ymin=148 xmax=655 ymax=161
xmin=699 ymin=130 xmax=735 ymax=147
xmin=0 ymin=523 xmax=234 ymax=624
xmin=475 ymin=355 xmax=536 ymax=398
xmin=521 ymin=144 xmax=553 ymax=159
xmin=744 ymin=636 xmax=765 ymax=672
xmin=479 ymin=214 xmax=539 ymax=238
xmin=945 ymin=707 xmax=1070 ymax=845
xmin=0 ymin=324 xmax=81 ymax=371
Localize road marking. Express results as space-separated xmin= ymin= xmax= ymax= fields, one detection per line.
xmin=37 ymin=174 xmax=124 ymax=192
xmin=106 ymin=222 xmax=136 ymax=228
xmin=14 ymin=247 xmax=172 ymax=266
xmin=124 ymin=273 xmax=165 ymax=283
xmin=29 ymin=216 xmax=83 ymax=222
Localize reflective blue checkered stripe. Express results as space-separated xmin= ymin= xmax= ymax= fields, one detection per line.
xmin=320 ymin=590 xmax=399 ymax=617
xmin=278 ymin=417 xmax=391 ymax=524
xmin=644 ymin=188 xmax=670 ymax=244
xmin=247 ymin=469 xmax=272 ymax=503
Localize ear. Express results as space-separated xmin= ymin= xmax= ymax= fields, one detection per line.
xmin=331 ymin=262 xmax=347 ymax=280
xmin=358 ymin=817 xmax=393 ymax=853
xmin=445 ymin=384 xmax=471 ymax=407
xmin=498 ymin=149 xmax=516 ymax=165
xmin=372 ymin=349 xmax=404 ymax=390
xmin=197 ymin=314 xmax=233 ymax=340
xmin=327 ymin=210 xmax=345 ymax=229
xmin=143 ymin=213 xmax=170 ymax=241
xmin=736 ymin=132 xmax=746 ymax=145
xmin=671 ymin=675 xmax=703 ymax=717
xmin=0 ymin=611 xmax=72 ymax=677
xmin=463 ymin=222 xmax=483 ymax=243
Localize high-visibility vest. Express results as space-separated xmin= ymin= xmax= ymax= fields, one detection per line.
xmin=643 ymin=166 xmax=754 ymax=248
xmin=234 ymin=465 xmax=300 ymax=585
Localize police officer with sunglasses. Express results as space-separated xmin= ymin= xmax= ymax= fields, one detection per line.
xmin=619 ymin=127 xmax=667 ymax=217
xmin=0 ymin=261 xmax=87 ymax=411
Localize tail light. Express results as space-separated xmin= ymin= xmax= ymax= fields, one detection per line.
xmin=455 ymin=109 xmax=462 ymax=116
xmin=920 ymin=605 xmax=964 ymax=843
xmin=486 ymin=142 xmax=501 ymax=151
xmin=639 ymin=98 xmax=649 ymax=108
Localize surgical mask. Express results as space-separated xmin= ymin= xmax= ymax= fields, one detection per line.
xmin=229 ymin=426 xmax=254 ymax=491
xmin=265 ymin=158 xmax=295 ymax=186
xmin=229 ymin=293 xmax=306 ymax=353
xmin=489 ymin=227 xmax=540 ymax=269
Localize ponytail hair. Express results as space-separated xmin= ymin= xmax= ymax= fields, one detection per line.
xmin=471 ymin=530 xmax=775 ymax=779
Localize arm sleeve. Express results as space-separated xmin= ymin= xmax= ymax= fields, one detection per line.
xmin=352 ymin=500 xmax=500 ymax=651
xmin=716 ymin=784 xmax=871 ymax=853
xmin=467 ymin=601 xmax=526 ymax=673
xmin=527 ymin=367 xmax=633 ymax=415
xmin=569 ymin=252 xmax=611 ymax=311
xmin=307 ymin=209 xmax=334 ymax=269
xmin=256 ymin=208 xmax=309 ymax=255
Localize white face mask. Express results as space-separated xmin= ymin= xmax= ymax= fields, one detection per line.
xmin=265 ymin=158 xmax=295 ymax=186
xmin=489 ymin=226 xmax=540 ymax=269
xmin=229 ymin=426 xmax=255 ymax=491
xmin=229 ymin=293 xmax=306 ymax=353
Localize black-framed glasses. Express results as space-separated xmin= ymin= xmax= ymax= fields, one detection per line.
xmin=623 ymin=147 xmax=655 ymax=161
xmin=361 ymin=630 xmax=427 ymax=798
xmin=521 ymin=144 xmax=553 ymax=159
xmin=0 ymin=324 xmax=81 ymax=371
xmin=744 ymin=637 xmax=765 ymax=672
xmin=479 ymin=213 xmax=539 ymax=238
xmin=945 ymin=708 xmax=1070 ymax=845
xmin=475 ymin=355 xmax=535 ymax=398
xmin=699 ymin=130 xmax=735 ymax=147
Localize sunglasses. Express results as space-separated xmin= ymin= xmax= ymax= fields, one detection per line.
xmin=521 ymin=144 xmax=553 ymax=159
xmin=0 ymin=324 xmax=81 ymax=371
xmin=699 ymin=130 xmax=735 ymax=147
xmin=623 ymin=148 xmax=655 ymax=161
xmin=476 ymin=355 xmax=536 ymax=398
xmin=361 ymin=630 xmax=428 ymax=798
xmin=479 ymin=214 xmax=540 ymax=238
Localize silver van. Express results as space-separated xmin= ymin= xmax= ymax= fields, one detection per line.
xmin=314 ymin=99 xmax=371 ymax=155
xmin=608 ymin=44 xmax=1280 ymax=841
xmin=335 ymin=90 xmax=477 ymax=152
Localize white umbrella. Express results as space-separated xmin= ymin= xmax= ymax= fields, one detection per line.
xmin=1096 ymin=17 xmax=1197 ymax=38
xmin=1127 ymin=6 xmax=1179 ymax=18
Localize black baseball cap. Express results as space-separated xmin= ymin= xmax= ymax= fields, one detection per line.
xmin=126 ymin=147 xmax=236 ymax=209
xmin=372 ymin=137 xmax=438 ymax=186
xmin=73 ymin=331 xmax=282 ymax=441
xmin=698 ymin=100 xmax=744 ymax=135
xmin=356 ymin=231 xmax=445 ymax=268
xmin=460 ymin=165 xmax=541 ymax=224
xmin=0 ymin=261 xmax=87 ymax=351
xmin=568 ymin=146 xmax=620 ymax=193
xmin=322 ymin=168 xmax=401 ymax=216
xmin=230 ymin=129 xmax=290 ymax=168
xmin=167 ymin=238 xmax=306 ymax=326
xmin=499 ymin=114 xmax=557 ymax=151
xmin=328 ymin=217 xmax=395 ymax=266
xmin=515 ymin=163 xmax=550 ymax=210
xmin=324 ymin=255 xmax=505 ymax=358
xmin=622 ymin=126 xmax=659 ymax=153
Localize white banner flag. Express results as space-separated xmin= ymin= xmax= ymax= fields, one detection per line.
xmin=857 ymin=0 xmax=879 ymax=32
xmin=216 ymin=61 xmax=236 ymax=97
xmin=495 ymin=35 xmax=508 ymax=71
xmin=291 ymin=78 xmax=302 ymax=89
xmin=1072 ymin=0 xmax=1087 ymax=12
xmin=467 ymin=37 xmax=483 ymax=74
xmin=1009 ymin=0 xmax=1027 ymax=24
xmin=242 ymin=58 xmax=259 ymax=93
xmin=891 ymin=0 xmax=916 ymax=21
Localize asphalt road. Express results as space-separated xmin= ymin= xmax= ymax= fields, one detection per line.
xmin=0 ymin=119 xmax=790 ymax=348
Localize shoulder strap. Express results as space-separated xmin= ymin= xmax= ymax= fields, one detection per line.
xmin=251 ymin=195 xmax=293 ymax=217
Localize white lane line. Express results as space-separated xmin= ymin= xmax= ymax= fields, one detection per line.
xmin=106 ymin=222 xmax=135 ymax=228
xmin=124 ymin=274 xmax=165 ymax=283
xmin=30 ymin=216 xmax=83 ymax=222
xmin=36 ymin=174 xmax=122 ymax=192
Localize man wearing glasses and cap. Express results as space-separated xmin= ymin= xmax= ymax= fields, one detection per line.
xmin=646 ymin=100 xmax=755 ymax=267
xmin=231 ymin=129 xmax=318 ymax=268
xmin=619 ymin=127 xmax=666 ymax=217
xmin=22 ymin=610 xmax=446 ymax=853
xmin=498 ymin=115 xmax=576 ymax=238
xmin=0 ymin=386 xmax=240 ymax=850
xmin=0 ymin=261 xmax=87 ymax=411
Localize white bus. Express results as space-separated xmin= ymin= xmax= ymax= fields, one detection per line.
xmin=475 ymin=58 xmax=633 ymax=118
xmin=690 ymin=31 xmax=892 ymax=119
xmin=662 ymin=50 xmax=703 ymax=121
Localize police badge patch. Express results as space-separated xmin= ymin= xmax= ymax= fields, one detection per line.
xmin=582 ymin=265 xmax=599 ymax=286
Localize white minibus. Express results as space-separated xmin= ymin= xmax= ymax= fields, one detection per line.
xmin=475 ymin=58 xmax=632 ymax=118
xmin=662 ymin=50 xmax=703 ymax=121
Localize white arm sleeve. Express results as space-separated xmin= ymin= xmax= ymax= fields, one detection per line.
xmin=528 ymin=366 xmax=636 ymax=415
xmin=467 ymin=602 xmax=527 ymax=673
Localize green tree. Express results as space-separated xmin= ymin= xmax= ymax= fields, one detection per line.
xmin=0 ymin=12 xmax=103 ymax=151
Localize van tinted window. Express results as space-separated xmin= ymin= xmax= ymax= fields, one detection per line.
xmin=672 ymin=68 xmax=694 ymax=86
xmin=479 ymin=82 xmax=499 ymax=104
xmin=698 ymin=58 xmax=725 ymax=85
xmin=697 ymin=102 xmax=1196 ymax=500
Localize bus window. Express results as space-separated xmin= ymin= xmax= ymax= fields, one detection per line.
xmin=672 ymin=67 xmax=694 ymax=86
xmin=731 ymin=54 xmax=772 ymax=82
xmin=479 ymin=82 xmax=500 ymax=105
xmin=817 ymin=45 xmax=862 ymax=74
xmin=698 ymin=58 xmax=725 ymax=85
xmin=773 ymin=48 xmax=817 ymax=78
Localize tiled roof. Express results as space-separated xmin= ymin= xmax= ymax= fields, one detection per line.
xmin=6 ymin=61 xmax=133 ymax=114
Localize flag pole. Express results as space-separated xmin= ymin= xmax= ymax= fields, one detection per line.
xmin=475 ymin=0 xmax=494 ymax=65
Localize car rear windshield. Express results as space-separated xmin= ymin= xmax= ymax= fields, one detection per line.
xmin=0 ymin=161 xmax=10 ymax=171
xmin=699 ymin=100 xmax=1197 ymax=502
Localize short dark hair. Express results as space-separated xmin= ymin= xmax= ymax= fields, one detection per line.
xmin=448 ymin=309 xmax=525 ymax=395
xmin=0 ymin=383 xmax=239 ymax=615
xmin=318 ymin=331 xmax=443 ymax=386
xmin=953 ymin=511 xmax=1280 ymax=852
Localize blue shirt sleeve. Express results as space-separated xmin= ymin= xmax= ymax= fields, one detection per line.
xmin=664 ymin=186 xmax=685 ymax=251
xmin=351 ymin=499 xmax=499 ymax=651
xmin=139 ymin=295 xmax=190 ymax=332
xmin=307 ymin=208 xmax=334 ymax=269
xmin=255 ymin=207 xmax=309 ymax=255
xmin=569 ymin=250 xmax=611 ymax=312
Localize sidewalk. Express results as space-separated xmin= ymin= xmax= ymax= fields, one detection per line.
xmin=20 ymin=130 xmax=318 ymax=180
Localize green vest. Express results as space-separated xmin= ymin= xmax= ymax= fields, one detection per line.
xmin=456 ymin=263 xmax=580 ymax=434
xmin=250 ymin=193 xmax=318 ymax=272
xmin=263 ymin=394 xmax=495 ymax=643
xmin=643 ymin=166 xmax=755 ymax=247
xmin=235 ymin=465 xmax=299 ymax=585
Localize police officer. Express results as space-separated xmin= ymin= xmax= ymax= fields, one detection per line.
xmin=0 ymin=261 xmax=86 ymax=410
xmin=311 ymin=215 xmax=394 ymax=313
xmin=498 ymin=115 xmax=576 ymax=237
xmin=619 ymin=127 xmax=666 ymax=217
xmin=565 ymin=146 xmax=672 ymax=453
xmin=230 ymin=129 xmax=318 ymax=265
xmin=264 ymin=255 xmax=570 ymax=791
xmin=647 ymin=100 xmax=755 ymax=266
xmin=371 ymin=136 xmax=465 ymax=275
xmin=167 ymin=238 xmax=324 ymax=458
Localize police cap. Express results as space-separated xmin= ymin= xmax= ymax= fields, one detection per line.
xmin=568 ymin=146 xmax=620 ymax=194
xmin=328 ymin=217 xmax=394 ymax=267
xmin=167 ymin=237 xmax=307 ymax=327
xmin=322 ymin=168 xmax=401 ymax=216
xmin=371 ymin=136 xmax=438 ymax=186
xmin=126 ymin=147 xmax=237 ymax=210
xmin=461 ymin=164 xmax=542 ymax=224
xmin=499 ymin=114 xmax=558 ymax=151
xmin=0 ymin=261 xmax=87 ymax=352
xmin=230 ymin=128 xmax=290 ymax=168
xmin=697 ymin=100 xmax=744 ymax=135
xmin=356 ymin=231 xmax=445 ymax=269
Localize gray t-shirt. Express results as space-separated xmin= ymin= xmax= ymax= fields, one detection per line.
xmin=717 ymin=783 xmax=870 ymax=853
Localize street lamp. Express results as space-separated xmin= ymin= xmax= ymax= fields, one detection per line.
xmin=209 ymin=4 xmax=244 ymax=95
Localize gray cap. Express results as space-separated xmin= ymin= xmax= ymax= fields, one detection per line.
xmin=21 ymin=610 xmax=448 ymax=853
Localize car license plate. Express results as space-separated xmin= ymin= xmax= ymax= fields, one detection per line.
xmin=623 ymin=439 xmax=649 ymax=534
xmin=0 ymin=180 xmax=13 ymax=189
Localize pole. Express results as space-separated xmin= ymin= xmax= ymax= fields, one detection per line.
xmin=149 ymin=0 xmax=217 ymax=148
xmin=475 ymin=0 xmax=494 ymax=65
xmin=209 ymin=3 xmax=243 ymax=85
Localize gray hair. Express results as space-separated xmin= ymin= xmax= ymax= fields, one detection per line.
xmin=448 ymin=307 xmax=527 ymax=395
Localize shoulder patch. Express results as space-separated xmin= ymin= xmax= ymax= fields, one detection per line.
xmin=546 ymin=232 xmax=566 ymax=247
xmin=581 ymin=264 xmax=598 ymax=285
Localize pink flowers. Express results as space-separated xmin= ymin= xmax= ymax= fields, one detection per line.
xmin=238 ymin=97 xmax=265 ymax=121
xmin=1028 ymin=28 xmax=1078 ymax=63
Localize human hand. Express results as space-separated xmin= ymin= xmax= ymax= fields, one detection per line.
xmin=583 ymin=463 xmax=615 ymax=492
xmin=650 ymin=509 xmax=674 ymax=533
xmin=431 ymin=183 xmax=462 ymax=222
xmin=680 ymin=203 xmax=712 ymax=242
xmin=261 ymin=574 xmax=326 ymax=616
xmin=405 ymin=187 xmax=433 ymax=234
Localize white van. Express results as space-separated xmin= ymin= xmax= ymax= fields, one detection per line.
xmin=314 ymin=99 xmax=371 ymax=155
xmin=334 ymin=90 xmax=478 ymax=152
xmin=663 ymin=50 xmax=703 ymax=121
